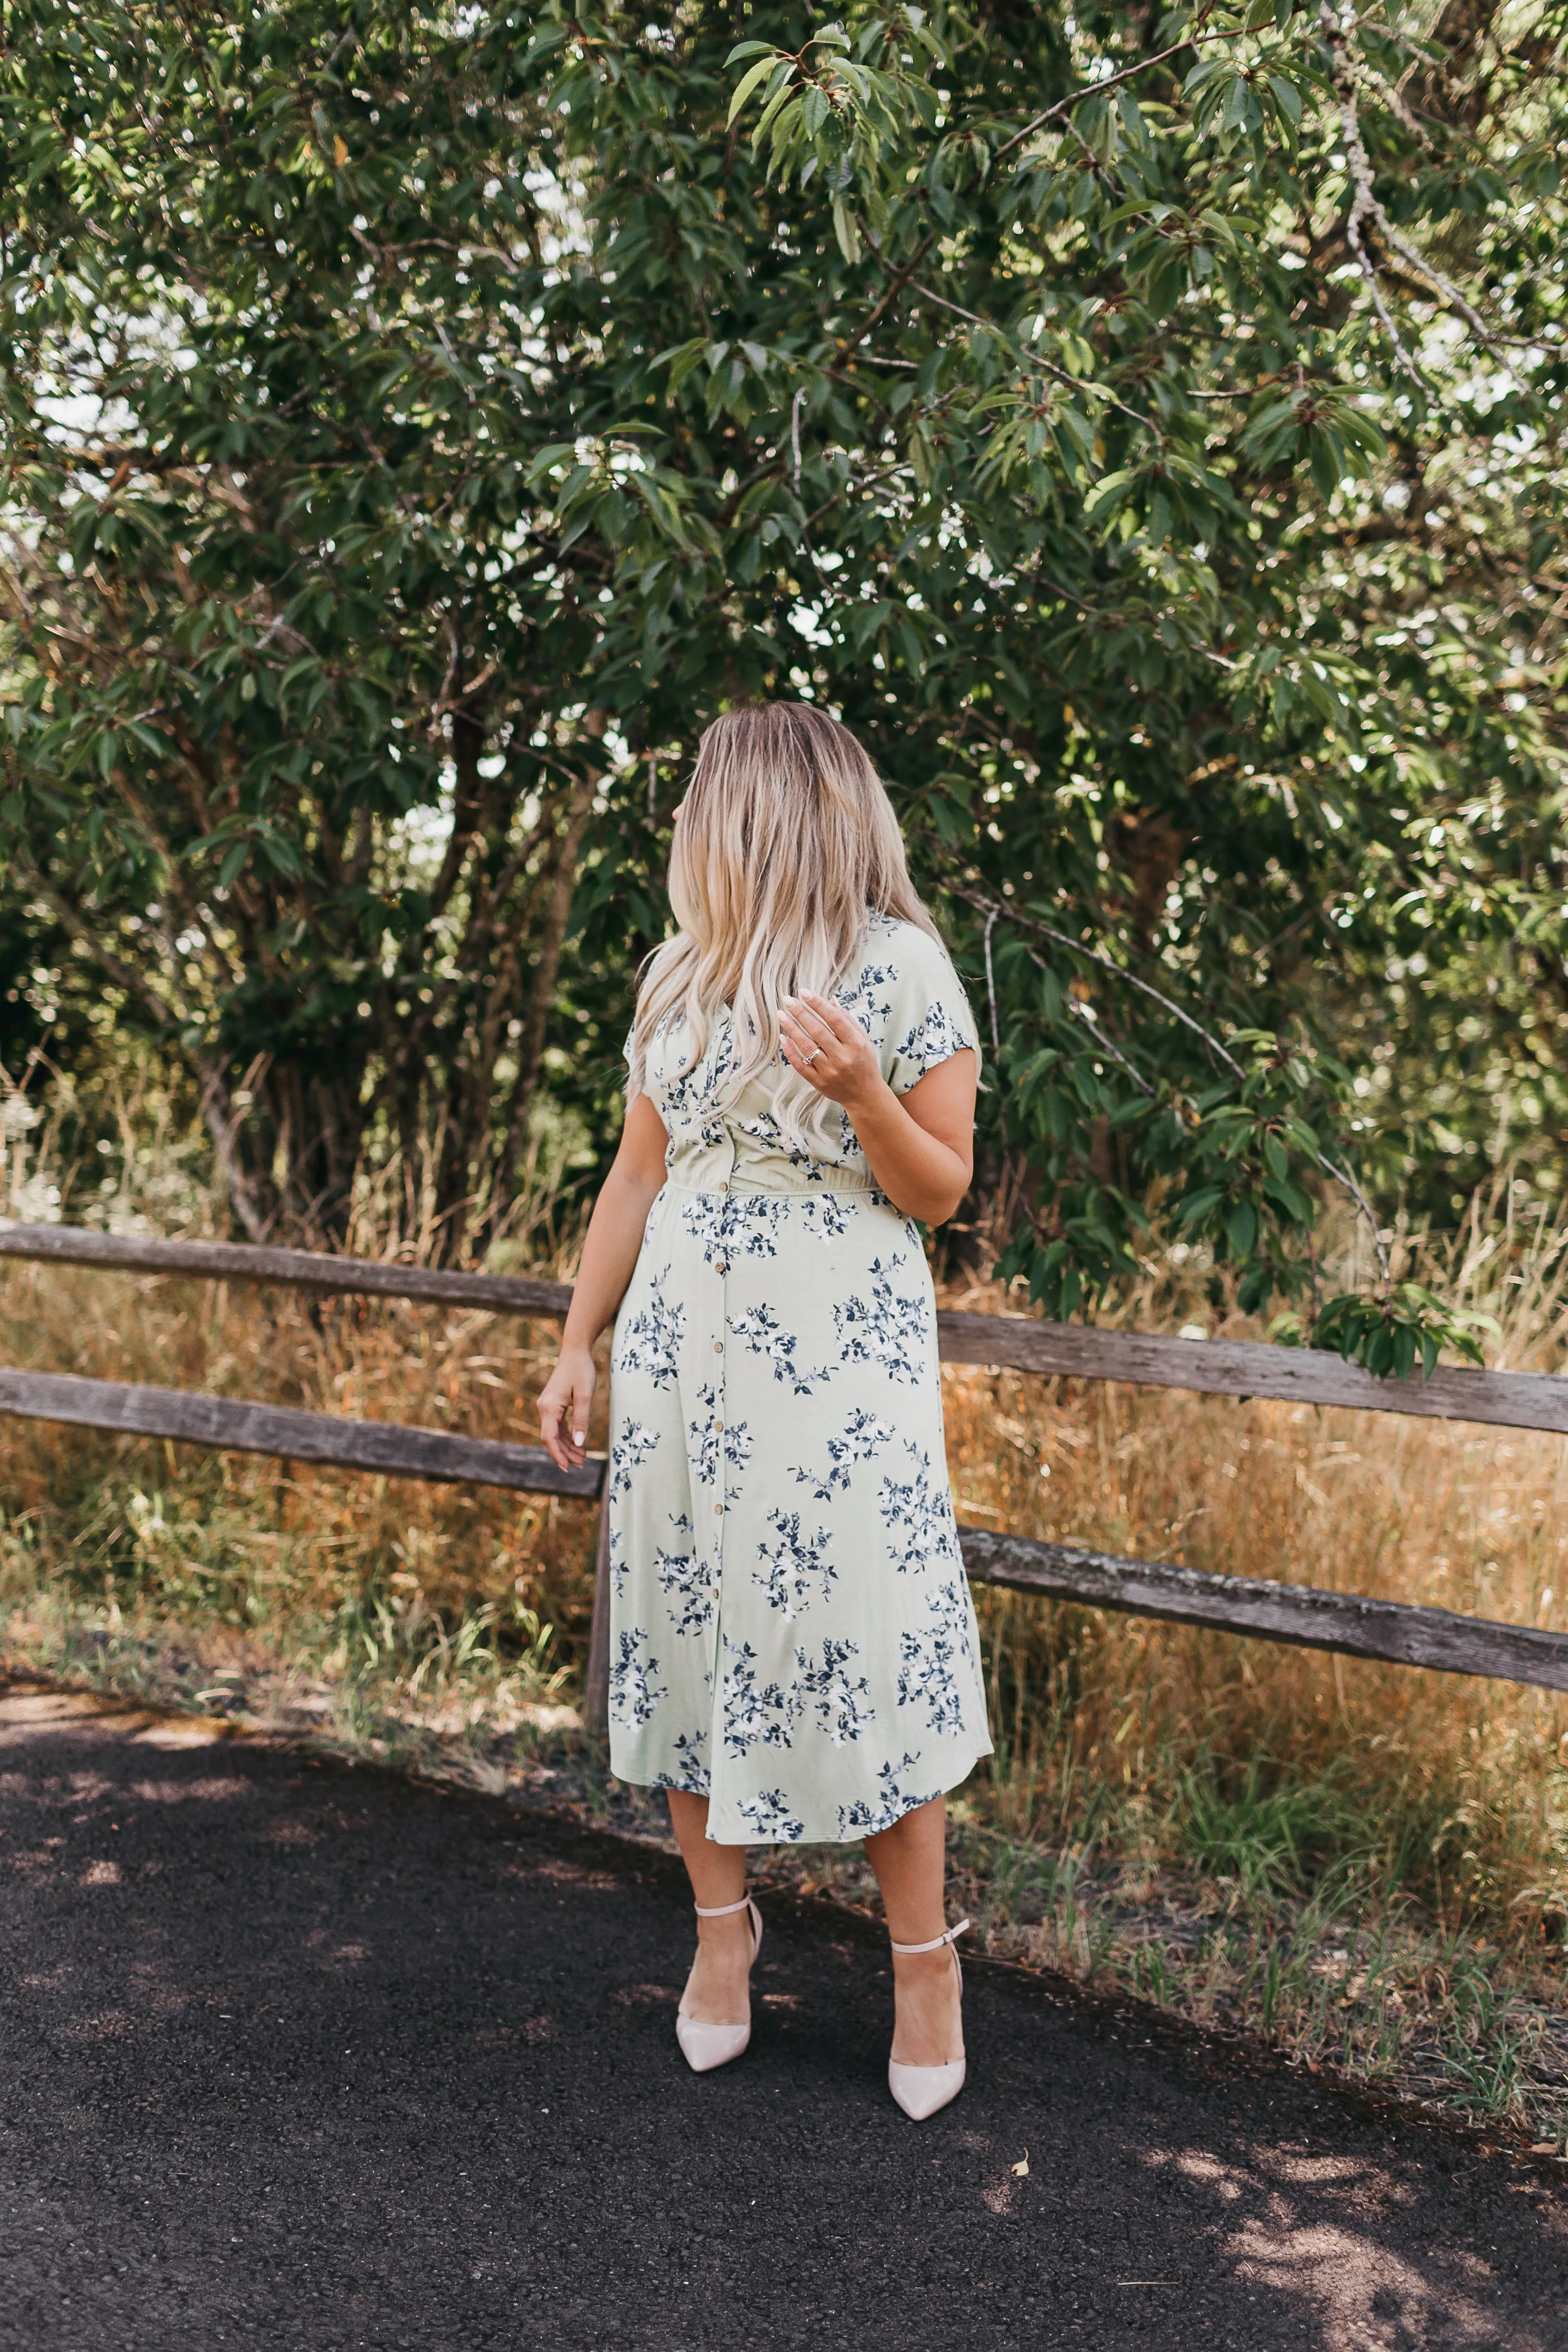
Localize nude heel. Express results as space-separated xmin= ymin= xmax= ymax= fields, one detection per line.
xmin=886 ymin=1918 xmax=969 ymax=2120
xmin=676 ymin=1895 xmax=764 ymax=2073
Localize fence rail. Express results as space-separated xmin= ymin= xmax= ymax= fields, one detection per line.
xmin=5 ymin=1216 xmax=1565 ymax=1434
xmin=937 ymin=1311 xmax=1568 ymax=1436
xmin=959 ymin=1530 xmax=1568 ymax=1696
xmin=0 ymin=1217 xmax=573 ymax=1320
xmin=0 ymin=1367 xmax=601 ymax=1500
xmin=2 ymin=1218 xmax=1567 ymax=1719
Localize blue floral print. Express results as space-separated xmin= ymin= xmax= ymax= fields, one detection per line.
xmin=734 ymin=1111 xmax=829 ymax=1186
xmin=688 ymin=1383 xmax=753 ymax=1487
xmin=837 ymin=1751 xmax=943 ymax=1838
xmin=739 ymin=1790 xmax=806 ymax=1841
xmin=655 ymin=1523 xmax=714 ymax=1635
xmin=790 ymin=1408 xmax=896 ymax=1500
xmin=896 ymin=1001 xmax=976 ymax=1080
xmin=796 ymin=1193 xmax=860 ymax=1243
xmin=877 ymin=1443 xmax=959 ymax=1574
xmin=835 ymin=956 xmax=896 ymax=1045
xmin=795 ymin=1636 xmax=876 ymax=1746
xmin=680 ymin=1190 xmax=790 ymax=1262
xmin=833 ymin=1256 xmax=931 ymax=1385
xmin=753 ymin=1508 xmax=838 ymax=1621
xmin=650 ymin=1726 xmax=712 ymax=1795
xmin=896 ymin=1581 xmax=975 ymax=1736
xmin=720 ymin=1636 xmax=806 ymax=1759
xmin=728 ymin=1303 xmax=833 ymax=1395
xmin=615 ymin=1265 xmax=685 ymax=1388
xmin=609 ymin=1419 xmax=660 ymax=1500
xmin=608 ymin=1629 xmax=665 ymax=1730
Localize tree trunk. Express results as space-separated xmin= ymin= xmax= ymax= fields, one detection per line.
xmin=478 ymin=774 xmax=598 ymax=1258
xmin=199 ymin=1061 xmax=271 ymax=1243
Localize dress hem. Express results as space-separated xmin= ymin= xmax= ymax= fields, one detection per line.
xmin=610 ymin=1742 xmax=995 ymax=1849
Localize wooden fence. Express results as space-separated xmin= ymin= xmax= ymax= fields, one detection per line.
xmin=2 ymin=1217 xmax=1566 ymax=1730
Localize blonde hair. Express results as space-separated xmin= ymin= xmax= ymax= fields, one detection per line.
xmin=630 ymin=704 xmax=942 ymax=1149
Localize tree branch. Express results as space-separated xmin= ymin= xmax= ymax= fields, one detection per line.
xmin=995 ymin=24 xmax=1250 ymax=160
xmin=907 ymin=280 xmax=1156 ymax=432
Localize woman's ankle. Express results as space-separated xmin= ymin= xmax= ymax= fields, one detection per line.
xmin=695 ymin=1908 xmax=753 ymax=1952
xmin=892 ymin=1944 xmax=958 ymax=1980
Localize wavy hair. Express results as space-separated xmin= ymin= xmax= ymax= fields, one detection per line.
xmin=629 ymin=704 xmax=942 ymax=1150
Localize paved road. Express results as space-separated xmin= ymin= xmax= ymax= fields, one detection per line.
xmin=1 ymin=1691 xmax=1564 ymax=2351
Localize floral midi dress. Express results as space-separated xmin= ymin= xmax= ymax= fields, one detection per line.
xmin=606 ymin=915 xmax=994 ymax=1846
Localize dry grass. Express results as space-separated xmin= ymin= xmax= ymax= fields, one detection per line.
xmin=944 ymin=1299 xmax=1568 ymax=1934
xmin=0 ymin=1071 xmax=604 ymax=1742
xmin=1 ymin=1083 xmax=1564 ymax=2148
xmin=925 ymin=1268 xmax=1568 ymax=2151
xmin=0 ymin=1251 xmax=602 ymax=1715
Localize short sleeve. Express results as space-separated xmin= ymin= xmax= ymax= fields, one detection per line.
xmin=882 ymin=925 xmax=980 ymax=1094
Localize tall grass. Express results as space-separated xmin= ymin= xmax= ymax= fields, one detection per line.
xmin=0 ymin=1061 xmax=598 ymax=1737
xmin=921 ymin=1204 xmax=1566 ymax=2143
xmin=1 ymin=1070 xmax=1564 ymax=2141
xmin=944 ymin=1220 xmax=1568 ymax=1942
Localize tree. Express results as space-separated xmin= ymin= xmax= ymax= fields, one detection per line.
xmin=2 ymin=1 xmax=1564 ymax=1367
xmin=2 ymin=5 xmax=616 ymax=1250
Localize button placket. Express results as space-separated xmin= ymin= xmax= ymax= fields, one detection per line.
xmin=713 ymin=1168 xmax=732 ymax=1512
xmin=705 ymin=1146 xmax=737 ymax=1714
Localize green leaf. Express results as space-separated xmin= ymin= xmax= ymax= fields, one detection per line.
xmin=1083 ymin=468 xmax=1136 ymax=520
xmin=1266 ymin=74 xmax=1302 ymax=126
xmin=750 ymin=64 xmax=800 ymax=148
xmin=831 ymin=193 xmax=861 ymax=265
xmin=727 ymin=52 xmax=785 ymax=128
xmin=1225 ymin=1199 xmax=1258 ymax=1257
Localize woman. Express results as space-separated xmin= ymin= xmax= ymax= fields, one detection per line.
xmin=537 ymin=703 xmax=991 ymax=2120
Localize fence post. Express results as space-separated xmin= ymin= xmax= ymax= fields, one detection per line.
xmin=584 ymin=1488 xmax=612 ymax=1736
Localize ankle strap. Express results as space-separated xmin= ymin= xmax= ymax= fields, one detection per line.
xmin=694 ymin=1895 xmax=752 ymax=1918
xmin=890 ymin=1916 xmax=970 ymax=1956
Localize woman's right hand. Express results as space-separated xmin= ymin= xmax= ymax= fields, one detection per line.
xmin=537 ymin=1345 xmax=597 ymax=1471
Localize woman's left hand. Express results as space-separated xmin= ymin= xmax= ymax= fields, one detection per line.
xmin=780 ymin=991 xmax=883 ymax=1110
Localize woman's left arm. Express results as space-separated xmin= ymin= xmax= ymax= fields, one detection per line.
xmin=779 ymin=990 xmax=976 ymax=1224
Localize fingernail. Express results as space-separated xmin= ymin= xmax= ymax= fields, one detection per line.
xmin=573 ymin=1429 xmax=586 ymax=1445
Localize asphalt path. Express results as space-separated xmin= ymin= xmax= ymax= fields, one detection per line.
xmin=2 ymin=1689 xmax=1564 ymax=2352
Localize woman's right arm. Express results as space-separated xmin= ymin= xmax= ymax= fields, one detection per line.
xmin=536 ymin=1092 xmax=670 ymax=1471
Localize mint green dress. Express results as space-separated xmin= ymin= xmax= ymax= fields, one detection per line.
xmin=606 ymin=916 xmax=993 ymax=1845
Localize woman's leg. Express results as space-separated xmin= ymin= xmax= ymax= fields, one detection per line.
xmin=864 ymin=1795 xmax=964 ymax=2067
xmin=666 ymin=1790 xmax=755 ymax=2026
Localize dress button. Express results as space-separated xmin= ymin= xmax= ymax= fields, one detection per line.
xmin=713 ymin=1340 xmax=723 ymax=1354
xmin=713 ymin=1502 xmax=723 ymax=1516
xmin=715 ymin=1260 xmax=728 ymax=1276
xmin=717 ymin=1182 xmax=728 ymax=1195
xmin=713 ymin=1420 xmax=723 ymax=1434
